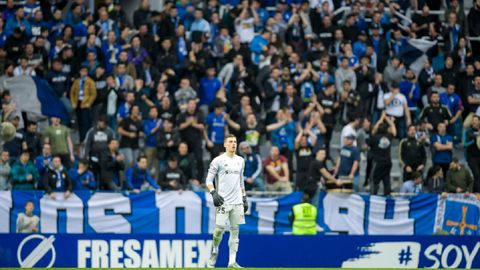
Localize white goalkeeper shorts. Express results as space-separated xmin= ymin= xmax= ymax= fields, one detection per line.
xmin=215 ymin=204 xmax=245 ymax=227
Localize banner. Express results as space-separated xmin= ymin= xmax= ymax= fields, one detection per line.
xmin=0 ymin=233 xmax=478 ymax=268
xmin=1 ymin=191 xmax=479 ymax=235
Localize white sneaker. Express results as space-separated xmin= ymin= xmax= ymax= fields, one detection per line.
xmin=208 ymin=251 xmax=218 ymax=268
xmin=228 ymin=262 xmax=243 ymax=268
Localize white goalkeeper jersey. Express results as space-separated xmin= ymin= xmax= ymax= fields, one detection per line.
xmin=206 ymin=153 xmax=245 ymax=205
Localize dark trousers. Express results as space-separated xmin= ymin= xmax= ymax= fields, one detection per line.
xmin=280 ymin=147 xmax=293 ymax=181
xmin=467 ymin=156 xmax=480 ymax=193
xmin=295 ymin=171 xmax=309 ymax=191
xmin=76 ymin=107 xmax=92 ymax=142
xmin=189 ymin=142 xmax=204 ymax=179
xmin=371 ymin=161 xmax=392 ymax=195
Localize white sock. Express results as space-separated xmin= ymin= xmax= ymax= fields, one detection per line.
xmin=228 ymin=227 xmax=239 ymax=265
xmin=228 ymin=251 xmax=237 ymax=265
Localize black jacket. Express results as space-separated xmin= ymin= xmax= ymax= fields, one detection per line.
xmin=43 ymin=166 xmax=72 ymax=194
xmin=99 ymin=151 xmax=125 ymax=185
xmin=158 ymin=167 xmax=187 ymax=190
xmin=399 ymin=137 xmax=427 ymax=168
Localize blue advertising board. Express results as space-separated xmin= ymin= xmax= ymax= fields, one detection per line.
xmin=0 ymin=234 xmax=478 ymax=268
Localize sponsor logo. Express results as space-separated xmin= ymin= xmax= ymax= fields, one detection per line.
xmin=17 ymin=234 xmax=56 ymax=268
xmin=78 ymin=239 xmax=212 ymax=268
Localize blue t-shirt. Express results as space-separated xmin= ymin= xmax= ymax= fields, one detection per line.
xmin=271 ymin=121 xmax=296 ymax=151
xmin=199 ymin=77 xmax=221 ymax=106
xmin=440 ymin=92 xmax=462 ymax=116
xmin=207 ymin=112 xmax=226 ymax=144
xmin=143 ymin=118 xmax=162 ymax=148
xmin=431 ymin=133 xmax=453 ymax=164
xmin=338 ymin=146 xmax=360 ymax=177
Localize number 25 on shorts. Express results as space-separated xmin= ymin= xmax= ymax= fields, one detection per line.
xmin=217 ymin=206 xmax=226 ymax=214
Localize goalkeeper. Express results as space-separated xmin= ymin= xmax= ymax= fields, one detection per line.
xmin=206 ymin=134 xmax=248 ymax=268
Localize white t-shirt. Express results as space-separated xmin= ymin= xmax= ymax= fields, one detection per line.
xmin=235 ymin=17 xmax=255 ymax=43
xmin=206 ymin=153 xmax=245 ymax=205
xmin=340 ymin=124 xmax=357 ymax=148
xmin=384 ymin=92 xmax=407 ymax=117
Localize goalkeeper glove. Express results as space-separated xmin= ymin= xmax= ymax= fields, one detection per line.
xmin=210 ymin=189 xmax=224 ymax=207
xmin=243 ymin=196 xmax=248 ymax=213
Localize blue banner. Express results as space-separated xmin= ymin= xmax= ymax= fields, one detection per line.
xmin=0 ymin=233 xmax=478 ymax=268
xmin=0 ymin=191 xmax=479 ymax=235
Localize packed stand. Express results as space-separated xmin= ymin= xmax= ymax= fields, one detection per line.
xmin=0 ymin=0 xmax=479 ymax=197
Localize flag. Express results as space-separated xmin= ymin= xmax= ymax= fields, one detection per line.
xmin=2 ymin=75 xmax=69 ymax=121
xmin=399 ymin=38 xmax=437 ymax=76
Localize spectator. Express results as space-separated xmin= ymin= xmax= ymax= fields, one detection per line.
xmin=125 ymin=156 xmax=161 ymax=193
xmin=13 ymin=55 xmax=36 ymax=76
xmin=400 ymin=125 xmax=427 ymax=181
xmin=239 ymin=141 xmax=264 ymax=191
xmin=175 ymin=78 xmax=197 ymax=112
xmin=425 ymin=165 xmax=445 ymax=193
xmin=43 ymin=156 xmax=72 ymax=199
xmin=133 ymin=0 xmax=151 ymax=29
xmin=334 ymin=134 xmax=360 ymax=192
xmin=16 ymin=201 xmax=39 ymax=233
xmin=464 ymin=75 xmax=480 ymax=128
xmin=24 ymin=121 xmax=42 ymax=159
xmin=204 ymin=101 xmax=228 ymax=158
xmin=118 ymin=105 xmax=143 ymax=167
xmin=263 ymin=146 xmax=292 ymax=192
xmin=5 ymin=7 xmax=31 ymax=37
xmin=69 ymin=159 xmax=96 ymax=190
xmin=369 ymin=112 xmax=396 ymax=195
xmin=431 ymin=122 xmax=453 ymax=174
xmin=127 ymin=36 xmax=149 ymax=68
xmin=99 ymin=139 xmax=124 ymax=191
xmin=384 ymin=82 xmax=411 ymax=138
xmin=178 ymin=99 xmax=205 ymax=179
xmin=294 ymin=123 xmax=316 ymax=191
xmin=199 ymin=66 xmax=222 ymax=110
xmin=0 ymin=150 xmax=10 ymax=190
xmin=95 ymin=9 xmax=119 ymax=41
xmin=440 ymin=84 xmax=463 ymax=144
xmin=306 ymin=148 xmax=335 ymax=195
xmin=400 ymin=172 xmax=424 ymax=194
xmin=399 ymin=69 xmax=421 ymax=118
xmin=383 ymin=57 xmax=405 ymax=88
xmin=70 ymin=65 xmax=97 ymax=141
xmin=335 ymin=56 xmax=356 ymax=93
xmin=43 ymin=117 xmax=74 ymax=168
xmin=177 ymin=142 xmax=202 ymax=191
xmin=419 ymin=91 xmax=451 ymax=133
xmin=271 ymin=108 xmax=296 ymax=169
xmin=137 ymin=58 xmax=160 ymax=90
xmin=463 ymin=115 xmax=480 ymax=193
xmin=34 ymin=143 xmax=52 ymax=189
xmin=83 ymin=116 xmax=115 ymax=179
xmin=11 ymin=151 xmax=38 ymax=190
xmin=157 ymin=117 xmax=181 ymax=164
xmin=340 ymin=116 xmax=361 ymax=148
xmin=445 ymin=158 xmax=473 ymax=194
xmin=143 ymin=106 xmax=162 ymax=177
xmin=158 ymin=155 xmax=187 ymax=191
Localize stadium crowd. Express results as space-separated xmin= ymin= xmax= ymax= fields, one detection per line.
xmin=0 ymin=0 xmax=479 ymax=198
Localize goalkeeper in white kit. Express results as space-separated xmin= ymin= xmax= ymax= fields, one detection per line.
xmin=206 ymin=134 xmax=248 ymax=268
